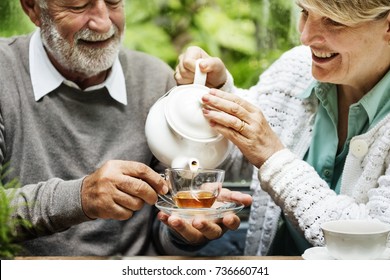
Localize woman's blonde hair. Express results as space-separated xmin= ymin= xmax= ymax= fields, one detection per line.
xmin=296 ymin=0 xmax=390 ymax=25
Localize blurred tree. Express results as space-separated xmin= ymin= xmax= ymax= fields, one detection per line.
xmin=0 ymin=0 xmax=35 ymax=37
xmin=0 ymin=0 xmax=300 ymax=87
xmin=124 ymin=0 xmax=300 ymax=87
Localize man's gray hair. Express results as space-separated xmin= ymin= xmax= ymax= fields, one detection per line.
xmin=38 ymin=0 xmax=48 ymax=9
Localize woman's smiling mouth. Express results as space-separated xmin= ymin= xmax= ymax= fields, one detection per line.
xmin=312 ymin=49 xmax=339 ymax=62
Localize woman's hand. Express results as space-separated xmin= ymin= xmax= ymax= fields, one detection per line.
xmin=201 ymin=89 xmax=285 ymax=168
xmin=175 ymin=46 xmax=228 ymax=89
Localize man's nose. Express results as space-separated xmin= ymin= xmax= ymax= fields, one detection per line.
xmin=87 ymin=1 xmax=113 ymax=33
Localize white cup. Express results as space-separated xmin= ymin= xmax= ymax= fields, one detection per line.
xmin=321 ymin=220 xmax=390 ymax=260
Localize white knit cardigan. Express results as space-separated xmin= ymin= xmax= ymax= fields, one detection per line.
xmin=222 ymin=45 xmax=390 ymax=256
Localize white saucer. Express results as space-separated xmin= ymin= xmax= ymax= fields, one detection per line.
xmin=302 ymin=247 xmax=390 ymax=260
xmin=155 ymin=200 xmax=244 ymax=220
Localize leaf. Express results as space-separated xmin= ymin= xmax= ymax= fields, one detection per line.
xmin=194 ymin=8 xmax=256 ymax=55
xmin=123 ymin=23 xmax=178 ymax=64
xmin=0 ymin=165 xmax=31 ymax=258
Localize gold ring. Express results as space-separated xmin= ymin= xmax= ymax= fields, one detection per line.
xmin=238 ymin=120 xmax=246 ymax=133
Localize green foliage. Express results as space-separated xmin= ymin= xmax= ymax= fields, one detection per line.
xmin=0 ymin=166 xmax=31 ymax=259
xmin=0 ymin=0 xmax=35 ymax=37
xmin=0 ymin=189 xmax=20 ymax=259
xmin=124 ymin=0 xmax=300 ymax=87
xmin=0 ymin=0 xmax=300 ymax=87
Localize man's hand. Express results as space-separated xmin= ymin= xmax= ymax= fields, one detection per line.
xmin=81 ymin=160 xmax=168 ymax=220
xmin=157 ymin=188 xmax=252 ymax=244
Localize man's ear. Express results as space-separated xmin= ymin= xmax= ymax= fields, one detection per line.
xmin=20 ymin=0 xmax=42 ymax=27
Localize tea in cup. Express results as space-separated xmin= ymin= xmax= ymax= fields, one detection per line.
xmin=162 ymin=168 xmax=224 ymax=208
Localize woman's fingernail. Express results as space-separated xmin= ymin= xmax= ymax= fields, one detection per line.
xmin=209 ymin=89 xmax=217 ymax=95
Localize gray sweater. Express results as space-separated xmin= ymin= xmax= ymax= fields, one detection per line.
xmin=0 ymin=34 xmax=178 ymax=256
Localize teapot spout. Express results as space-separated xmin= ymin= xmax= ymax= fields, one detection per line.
xmin=188 ymin=158 xmax=201 ymax=172
xmin=171 ymin=157 xmax=201 ymax=171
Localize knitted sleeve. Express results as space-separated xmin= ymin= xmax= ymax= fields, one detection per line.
xmin=259 ymin=138 xmax=390 ymax=247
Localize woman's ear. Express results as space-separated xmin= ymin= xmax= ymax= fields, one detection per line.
xmin=387 ymin=11 xmax=390 ymax=30
xmin=20 ymin=0 xmax=42 ymax=27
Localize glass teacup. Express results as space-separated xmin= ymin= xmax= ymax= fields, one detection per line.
xmin=160 ymin=168 xmax=225 ymax=208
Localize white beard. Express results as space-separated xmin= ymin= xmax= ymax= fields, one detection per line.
xmin=39 ymin=10 xmax=122 ymax=78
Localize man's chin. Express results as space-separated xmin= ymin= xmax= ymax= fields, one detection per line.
xmin=67 ymin=65 xmax=112 ymax=79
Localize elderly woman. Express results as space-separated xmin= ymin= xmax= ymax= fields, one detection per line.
xmin=175 ymin=0 xmax=390 ymax=256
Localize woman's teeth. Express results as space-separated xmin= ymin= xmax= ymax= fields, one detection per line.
xmin=313 ymin=51 xmax=336 ymax=58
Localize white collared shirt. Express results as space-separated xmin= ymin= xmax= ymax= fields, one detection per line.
xmin=29 ymin=29 xmax=127 ymax=105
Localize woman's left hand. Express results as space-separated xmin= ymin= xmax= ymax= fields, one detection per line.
xmin=201 ymin=89 xmax=285 ymax=168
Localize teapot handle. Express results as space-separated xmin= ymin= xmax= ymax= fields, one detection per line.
xmin=193 ymin=59 xmax=207 ymax=86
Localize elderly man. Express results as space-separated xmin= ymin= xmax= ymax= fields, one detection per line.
xmin=0 ymin=0 xmax=251 ymax=256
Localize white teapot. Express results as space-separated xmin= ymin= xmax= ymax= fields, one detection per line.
xmin=145 ymin=60 xmax=233 ymax=169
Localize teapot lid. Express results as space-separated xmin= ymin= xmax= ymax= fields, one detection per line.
xmin=165 ymin=85 xmax=221 ymax=141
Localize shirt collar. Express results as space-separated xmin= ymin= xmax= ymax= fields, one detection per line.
xmin=299 ymin=71 xmax=390 ymax=126
xmin=29 ymin=29 xmax=127 ymax=105
xmin=298 ymin=80 xmax=331 ymax=99
xmin=359 ymin=70 xmax=390 ymax=125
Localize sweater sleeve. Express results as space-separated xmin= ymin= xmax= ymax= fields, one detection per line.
xmin=7 ymin=178 xmax=91 ymax=241
xmin=258 ymin=148 xmax=390 ymax=247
